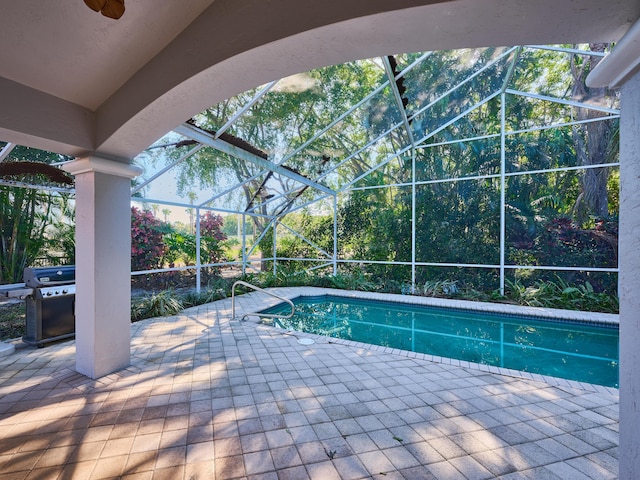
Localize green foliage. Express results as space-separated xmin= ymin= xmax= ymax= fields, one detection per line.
xmin=414 ymin=179 xmax=501 ymax=265
xmin=162 ymin=230 xmax=196 ymax=266
xmin=222 ymin=215 xmax=240 ymax=237
xmin=0 ymin=147 xmax=72 ymax=282
xmin=325 ymin=271 xmax=377 ymax=291
xmin=131 ymin=290 xmax=184 ymax=321
xmin=271 ymin=213 xmax=334 ymax=267
xmin=0 ymin=270 xmax=620 ymax=343
xmin=44 ymin=199 xmax=76 ymax=265
xmin=502 ymin=277 xmax=618 ymax=313
xmin=181 ymin=285 xmax=227 ymax=308
xmin=154 ymin=59 xmax=385 ymax=246
xmin=1 ymin=188 xmax=50 ymax=281
xmin=132 ymin=276 xmax=237 ymax=322
xmin=338 ymin=187 xmax=412 ymax=280
xmin=4 ymin=265 xmax=618 ymax=342
xmin=531 ymin=216 xmax=617 ymax=268
xmin=0 ymin=302 xmax=25 ymax=340
xmin=422 ymin=280 xmax=459 ymax=297
xmin=140 ymin=47 xmax=619 ymax=307
xmin=333 ymin=46 xmax=619 ymax=296
xmin=131 ymin=208 xmax=229 ymax=273
xmin=221 ymin=269 xmax=381 ymax=293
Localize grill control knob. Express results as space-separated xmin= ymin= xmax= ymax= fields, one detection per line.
xmin=62 ymin=289 xmax=68 ymax=294
xmin=46 ymin=291 xmax=52 ymax=296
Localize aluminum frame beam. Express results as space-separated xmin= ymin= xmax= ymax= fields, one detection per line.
xmin=0 ymin=179 xmax=73 ymax=194
xmin=277 ymin=53 xmax=432 ymax=168
xmin=382 ymin=56 xmax=416 ymax=149
xmin=214 ymin=81 xmax=278 ymax=139
xmin=0 ymin=142 xmax=16 ymax=162
xmin=407 ymin=47 xmax=519 ymax=125
xmin=279 ymin=193 xmax=333 ymax=216
xmin=505 ymin=89 xmax=620 ymax=115
xmin=525 ymin=45 xmax=607 ymax=57
xmin=174 ymin=123 xmax=335 ymax=195
xmin=132 ymin=144 xmax=203 ymax=195
xmin=199 ymin=170 xmax=268 ymax=208
xmin=336 ymin=258 xmax=617 ymax=272
xmin=348 ymin=160 xmax=620 ymax=193
xmin=278 ymin=221 xmax=332 ymax=258
xmin=133 ymin=196 xmax=272 ymax=219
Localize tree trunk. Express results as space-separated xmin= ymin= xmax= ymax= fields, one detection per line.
xmin=571 ymin=43 xmax=617 ymax=222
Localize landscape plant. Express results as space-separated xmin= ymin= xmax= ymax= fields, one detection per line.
xmin=131 ymin=206 xmax=166 ymax=271
xmin=131 ymin=290 xmax=184 ymax=321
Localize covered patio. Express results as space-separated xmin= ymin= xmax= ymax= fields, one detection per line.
xmin=1 ymin=0 xmax=639 ymax=478
xmin=0 ymin=289 xmax=619 ymax=479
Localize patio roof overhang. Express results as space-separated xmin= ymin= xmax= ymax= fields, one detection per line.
xmin=1 ymin=0 xmax=638 ymax=161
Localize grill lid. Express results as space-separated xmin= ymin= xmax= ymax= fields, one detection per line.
xmin=24 ymin=266 xmax=75 ymax=287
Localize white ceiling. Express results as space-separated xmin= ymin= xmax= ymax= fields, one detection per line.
xmin=0 ymin=0 xmax=638 ymax=160
xmin=0 ymin=0 xmax=216 ymax=109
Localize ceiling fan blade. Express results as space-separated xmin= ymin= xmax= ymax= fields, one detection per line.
xmin=101 ymin=0 xmax=125 ymax=19
xmin=102 ymin=0 xmax=124 ymax=20
xmin=83 ymin=0 xmax=108 ymax=13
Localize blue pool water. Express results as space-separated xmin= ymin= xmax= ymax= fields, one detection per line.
xmin=261 ymin=295 xmax=619 ymax=387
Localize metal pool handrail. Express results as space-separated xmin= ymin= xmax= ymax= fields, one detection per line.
xmin=231 ymin=280 xmax=295 ymax=324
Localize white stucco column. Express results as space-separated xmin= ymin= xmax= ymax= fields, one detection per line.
xmin=64 ymin=156 xmax=142 ymax=379
xmin=617 ymin=74 xmax=640 ymax=480
xmin=587 ymin=19 xmax=640 ymax=479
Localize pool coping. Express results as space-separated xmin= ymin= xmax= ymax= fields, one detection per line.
xmin=244 ymin=287 xmax=619 ymax=396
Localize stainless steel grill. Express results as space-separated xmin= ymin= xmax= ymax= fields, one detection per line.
xmin=22 ymin=266 xmax=76 ymax=347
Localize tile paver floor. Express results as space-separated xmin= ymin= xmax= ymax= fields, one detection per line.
xmin=0 ymin=288 xmax=619 ymax=479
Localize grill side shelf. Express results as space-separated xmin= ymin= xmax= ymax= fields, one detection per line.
xmin=0 ymin=285 xmax=33 ymax=300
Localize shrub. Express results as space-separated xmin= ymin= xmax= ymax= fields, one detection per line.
xmin=200 ymin=212 xmax=228 ymax=264
xmin=502 ymin=277 xmax=618 ymax=313
xmin=131 ymin=207 xmax=166 ymax=271
xmin=131 ymin=290 xmax=183 ymax=321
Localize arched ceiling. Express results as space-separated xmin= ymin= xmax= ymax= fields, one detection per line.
xmin=0 ymin=0 xmax=638 ymax=160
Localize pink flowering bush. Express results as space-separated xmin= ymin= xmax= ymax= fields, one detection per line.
xmin=199 ymin=212 xmax=227 ymax=264
xmin=131 ymin=207 xmax=166 ymax=271
xmin=130 ymin=208 xmax=227 ymax=276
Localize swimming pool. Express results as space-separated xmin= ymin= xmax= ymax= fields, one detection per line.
xmin=261 ymin=295 xmax=619 ymax=388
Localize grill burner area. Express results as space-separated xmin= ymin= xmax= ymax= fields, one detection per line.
xmin=33 ymin=284 xmax=76 ymax=299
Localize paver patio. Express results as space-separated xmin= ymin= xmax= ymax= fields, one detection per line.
xmin=0 ymin=288 xmax=619 ymax=479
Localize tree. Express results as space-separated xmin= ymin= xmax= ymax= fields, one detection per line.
xmin=145 ymin=46 xmax=618 ymax=292
xmin=0 ymin=146 xmax=72 ymax=282
xmin=570 ymin=44 xmax=618 ymax=221
xmin=0 ymin=187 xmax=51 ymax=282
xmin=337 ymin=47 xmax=618 ymax=291
xmin=186 ymin=191 xmax=197 ymax=234
xmin=156 ymin=62 xmax=383 ymax=261
xmin=44 ymin=194 xmax=76 ymax=265
xmin=222 ymin=215 xmax=239 ymax=237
